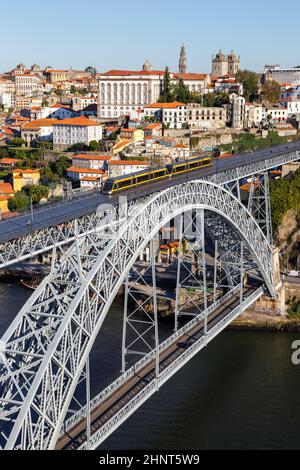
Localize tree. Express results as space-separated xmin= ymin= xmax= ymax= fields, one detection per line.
xmin=50 ymin=156 xmax=72 ymax=178
xmin=202 ymin=93 xmax=217 ymax=107
xmin=67 ymin=142 xmax=89 ymax=152
xmin=172 ymin=78 xmax=190 ymax=103
xmin=8 ymin=138 xmax=25 ymax=147
xmin=36 ymin=141 xmax=53 ymax=150
xmin=24 ymin=185 xmax=49 ymax=204
xmin=89 ymin=140 xmax=100 ymax=151
xmin=236 ymin=70 xmax=259 ymax=102
xmin=8 ymin=192 xmax=30 ymax=212
xmin=159 ymin=67 xmax=173 ymax=103
xmin=70 ymin=85 xmax=77 ymax=95
xmin=261 ymin=80 xmax=281 ymax=103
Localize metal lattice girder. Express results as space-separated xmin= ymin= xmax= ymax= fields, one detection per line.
xmin=0 ymin=180 xmax=275 ymax=450
xmin=206 ymin=148 xmax=300 ymax=186
xmin=0 ymin=148 xmax=299 ymax=270
xmin=0 ymin=203 xmax=127 ymax=269
xmin=248 ymin=173 xmax=273 ymax=244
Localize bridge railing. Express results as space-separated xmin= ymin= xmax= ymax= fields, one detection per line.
xmin=78 ymin=286 xmax=265 ymax=450
xmin=60 ymin=285 xmax=241 ymax=437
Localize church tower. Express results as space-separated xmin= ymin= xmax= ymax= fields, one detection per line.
xmin=179 ymin=44 xmax=187 ymax=74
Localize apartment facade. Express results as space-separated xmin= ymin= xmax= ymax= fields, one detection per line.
xmin=53 ymin=116 xmax=103 ymax=150
xmin=97 ymin=67 xmax=208 ymax=118
xmin=187 ymin=104 xmax=227 ymax=129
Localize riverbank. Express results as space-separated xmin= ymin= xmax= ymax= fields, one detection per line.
xmin=229 ymin=310 xmax=300 ymax=332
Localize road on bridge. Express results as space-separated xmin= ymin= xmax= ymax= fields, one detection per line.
xmin=0 ymin=141 xmax=299 ymax=243
xmin=56 ymin=287 xmax=255 ymax=450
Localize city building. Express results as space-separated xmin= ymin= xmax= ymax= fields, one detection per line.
xmin=0 ymin=158 xmax=21 ymax=170
xmin=229 ymin=94 xmax=246 ymax=129
xmin=263 ymin=65 xmax=300 ymax=85
xmin=0 ymin=182 xmax=14 ymax=214
xmin=119 ymin=128 xmax=144 ymax=141
xmin=53 ymin=116 xmax=103 ymax=150
xmin=98 ymin=67 xmax=208 ymax=118
xmin=187 ymin=104 xmax=227 ymax=129
xmin=21 ymin=119 xmax=60 ymax=146
xmin=108 ymin=160 xmax=149 ymax=178
xmin=14 ymin=74 xmax=39 ymax=96
xmin=71 ymin=154 xmax=113 ymax=170
xmin=144 ymin=102 xmax=187 ymax=129
xmin=66 ymin=166 xmax=106 ymax=189
xmin=170 ymin=143 xmax=190 ymax=160
xmin=12 ymin=169 xmax=40 ymax=192
xmin=44 ymin=69 xmax=69 ymax=83
xmin=212 ymin=50 xmax=240 ymax=76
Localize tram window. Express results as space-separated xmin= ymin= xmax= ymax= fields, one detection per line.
xmin=155 ymin=170 xmax=167 ymax=178
xmin=118 ymin=179 xmax=132 ymax=189
xmin=136 ymin=173 xmax=150 ymax=183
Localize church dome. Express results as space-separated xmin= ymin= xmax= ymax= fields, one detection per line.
xmin=143 ymin=60 xmax=152 ymax=71
xmin=228 ymin=50 xmax=238 ymax=61
xmin=214 ymin=50 xmax=226 ymax=62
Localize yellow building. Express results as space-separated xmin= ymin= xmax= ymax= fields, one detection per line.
xmin=120 ymin=128 xmax=144 ymax=142
xmin=0 ymin=182 xmax=14 ymax=214
xmin=12 ymin=169 xmax=41 ymax=192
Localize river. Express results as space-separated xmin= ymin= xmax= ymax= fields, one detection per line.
xmin=0 ymin=283 xmax=299 ymax=450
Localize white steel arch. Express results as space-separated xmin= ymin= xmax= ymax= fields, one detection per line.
xmin=0 ymin=180 xmax=274 ymax=450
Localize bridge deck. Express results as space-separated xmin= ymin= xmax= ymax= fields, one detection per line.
xmin=0 ymin=141 xmax=299 ymax=244
xmin=56 ymin=287 xmax=255 ymax=450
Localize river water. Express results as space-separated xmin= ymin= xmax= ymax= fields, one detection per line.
xmin=0 ymin=283 xmax=300 ymax=450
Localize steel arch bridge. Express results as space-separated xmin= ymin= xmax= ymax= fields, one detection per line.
xmin=0 ymin=180 xmax=275 ymax=450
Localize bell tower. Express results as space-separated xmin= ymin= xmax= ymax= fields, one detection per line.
xmin=179 ymin=44 xmax=187 ymax=74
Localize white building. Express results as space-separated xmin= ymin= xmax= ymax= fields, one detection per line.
xmin=66 ymin=166 xmax=107 ymax=189
xmin=21 ymin=119 xmax=60 ymax=146
xmin=279 ymin=99 xmax=300 ymax=115
xmin=53 ymin=116 xmax=102 ymax=150
xmin=144 ymin=102 xmax=187 ymax=129
xmin=0 ymin=79 xmax=16 ymax=94
xmin=108 ymin=160 xmax=149 ymax=178
xmin=264 ymin=106 xmax=287 ymax=122
xmin=98 ymin=66 xmax=208 ymax=118
xmin=71 ymin=154 xmax=113 ymax=170
xmin=0 ymin=92 xmax=16 ymax=110
xmin=187 ymin=104 xmax=227 ymax=129
xmin=170 ymin=143 xmax=190 ymax=160
xmin=14 ymin=74 xmax=39 ymax=96
xmin=229 ymin=94 xmax=246 ymax=129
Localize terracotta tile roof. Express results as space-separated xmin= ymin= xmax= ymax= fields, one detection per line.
xmin=22 ymin=119 xmax=60 ymax=129
xmin=174 ymin=73 xmax=207 ymax=80
xmin=144 ymin=101 xmax=186 ymax=109
xmin=145 ymin=123 xmax=161 ymax=130
xmin=174 ymin=143 xmax=188 ymax=148
xmin=0 ymin=182 xmax=14 ymax=195
xmin=0 ymin=158 xmax=21 ymax=164
xmin=121 ymin=128 xmax=137 ymax=133
xmin=54 ymin=116 xmax=101 ymax=127
xmin=101 ymin=69 xmax=165 ymax=77
xmin=113 ymin=139 xmax=131 ymax=150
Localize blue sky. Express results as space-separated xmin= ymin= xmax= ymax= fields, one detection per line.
xmin=1 ymin=0 xmax=300 ymax=73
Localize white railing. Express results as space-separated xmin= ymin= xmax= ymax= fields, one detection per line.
xmin=79 ymin=380 xmax=158 ymax=450
xmin=77 ymin=286 xmax=264 ymax=450
xmin=61 ymin=285 xmax=241 ymax=436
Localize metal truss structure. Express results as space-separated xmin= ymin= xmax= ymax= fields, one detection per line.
xmin=248 ymin=172 xmax=273 ymax=243
xmin=0 ymin=180 xmax=275 ymax=450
